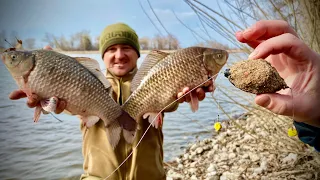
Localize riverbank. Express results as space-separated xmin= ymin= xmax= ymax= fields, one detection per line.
xmin=165 ymin=107 xmax=320 ymax=180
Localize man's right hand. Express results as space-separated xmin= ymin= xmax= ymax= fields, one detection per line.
xmin=236 ymin=20 xmax=320 ymax=127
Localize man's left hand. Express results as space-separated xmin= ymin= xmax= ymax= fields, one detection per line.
xmin=177 ymin=79 xmax=214 ymax=103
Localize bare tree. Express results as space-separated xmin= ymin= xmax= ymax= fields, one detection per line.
xmin=166 ymin=34 xmax=180 ymax=50
xmin=24 ymin=38 xmax=36 ymax=49
xmin=153 ymin=34 xmax=166 ymax=50
xmin=93 ymin=36 xmax=100 ymax=50
xmin=80 ymin=34 xmax=93 ymax=50
xmin=42 ymin=33 xmax=56 ymax=48
xmin=139 ymin=37 xmax=150 ymax=50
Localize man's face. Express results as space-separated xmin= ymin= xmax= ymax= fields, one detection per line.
xmin=103 ymin=44 xmax=139 ymax=77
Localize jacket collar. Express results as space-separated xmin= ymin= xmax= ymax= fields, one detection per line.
xmin=105 ymin=66 xmax=137 ymax=81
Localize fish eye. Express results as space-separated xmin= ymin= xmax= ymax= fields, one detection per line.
xmin=217 ymin=54 xmax=222 ymax=58
xmin=11 ymin=55 xmax=16 ymax=59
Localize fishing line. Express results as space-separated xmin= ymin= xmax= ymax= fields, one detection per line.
xmin=104 ymin=72 xmax=220 ymax=180
xmin=290 ymin=88 xmax=295 ymax=120
xmin=50 ymin=113 xmax=63 ymax=122
xmin=4 ymin=39 xmax=14 ymax=48
xmin=289 ymin=87 xmax=296 ymax=134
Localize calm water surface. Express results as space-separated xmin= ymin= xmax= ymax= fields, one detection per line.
xmin=0 ymin=52 xmax=252 ymax=179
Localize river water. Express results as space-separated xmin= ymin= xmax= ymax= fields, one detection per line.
xmin=0 ymin=52 xmax=252 ymax=179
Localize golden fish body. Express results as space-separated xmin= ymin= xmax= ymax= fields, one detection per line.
xmin=1 ymin=49 xmax=137 ymax=148
xmin=122 ymin=47 xmax=228 ymax=125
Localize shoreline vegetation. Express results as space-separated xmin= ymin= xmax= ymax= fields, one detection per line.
xmin=53 ymin=48 xmax=245 ymax=54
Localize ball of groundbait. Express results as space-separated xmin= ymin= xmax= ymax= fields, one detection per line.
xmin=224 ymin=59 xmax=288 ymax=94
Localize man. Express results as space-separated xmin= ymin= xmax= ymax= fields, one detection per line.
xmin=236 ymin=20 xmax=320 ymax=151
xmin=9 ymin=22 xmax=213 ymax=179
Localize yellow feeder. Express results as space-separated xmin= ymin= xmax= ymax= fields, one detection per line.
xmin=288 ymin=127 xmax=297 ymax=137
xmin=214 ymin=122 xmax=222 ymax=132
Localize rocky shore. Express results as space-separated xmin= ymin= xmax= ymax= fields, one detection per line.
xmin=165 ymin=108 xmax=320 ymax=180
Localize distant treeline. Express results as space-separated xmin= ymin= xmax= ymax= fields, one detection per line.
xmin=0 ymin=30 xmax=231 ymax=51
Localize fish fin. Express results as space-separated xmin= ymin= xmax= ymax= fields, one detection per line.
xmin=123 ymin=130 xmax=136 ymax=144
xmin=34 ymin=105 xmax=42 ymax=122
xmin=86 ymin=116 xmax=100 ymax=128
xmin=105 ymin=120 xmax=122 ymax=149
xmin=144 ymin=112 xmax=162 ymax=129
xmin=131 ymin=50 xmax=170 ymax=92
xmin=40 ymin=97 xmax=58 ymax=113
xmin=74 ymin=57 xmax=111 ymax=89
xmin=116 ymin=110 xmax=138 ymax=144
xmin=189 ymin=91 xmax=199 ymax=112
xmin=63 ymin=110 xmax=74 ymax=115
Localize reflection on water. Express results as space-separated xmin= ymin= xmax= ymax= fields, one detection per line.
xmin=0 ymin=52 xmax=252 ymax=179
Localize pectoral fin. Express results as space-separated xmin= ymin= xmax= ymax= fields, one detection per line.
xmin=40 ymin=96 xmax=58 ymax=113
xmin=33 ymin=105 xmax=42 ymax=122
xmin=189 ymin=91 xmax=199 ymax=112
xmin=144 ymin=112 xmax=163 ymax=129
xmin=79 ymin=116 xmax=100 ymax=128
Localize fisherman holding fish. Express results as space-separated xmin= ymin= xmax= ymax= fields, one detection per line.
xmin=6 ymin=23 xmax=221 ymax=179
xmin=4 ymin=19 xmax=319 ymax=179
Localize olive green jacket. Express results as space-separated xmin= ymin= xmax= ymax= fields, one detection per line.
xmin=80 ymin=67 xmax=178 ymax=180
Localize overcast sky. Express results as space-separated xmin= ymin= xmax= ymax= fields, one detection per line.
xmin=0 ymin=0 xmax=250 ymax=48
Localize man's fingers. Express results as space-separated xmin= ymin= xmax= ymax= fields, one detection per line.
xmin=27 ymin=94 xmax=40 ymax=108
xmin=242 ymin=20 xmax=298 ymax=41
xmin=255 ymin=93 xmax=314 ymax=123
xmin=9 ymin=90 xmax=27 ymax=100
xmin=248 ymin=33 xmax=312 ymax=61
xmin=196 ymin=88 xmax=205 ymax=101
xmin=177 ymin=87 xmax=191 ymax=103
xmin=43 ymin=45 xmax=53 ymax=50
xmin=55 ymin=100 xmax=67 ymax=114
xmin=236 ymin=31 xmax=262 ymax=48
xmin=177 ymin=92 xmax=185 ymax=103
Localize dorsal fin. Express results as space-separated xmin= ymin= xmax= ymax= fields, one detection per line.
xmin=131 ymin=50 xmax=170 ymax=92
xmin=74 ymin=57 xmax=111 ymax=89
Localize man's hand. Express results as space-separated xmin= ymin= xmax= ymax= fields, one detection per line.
xmin=177 ymin=79 xmax=214 ymax=103
xmin=236 ymin=20 xmax=320 ymax=127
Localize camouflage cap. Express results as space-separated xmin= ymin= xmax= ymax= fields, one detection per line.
xmin=99 ymin=23 xmax=140 ymax=58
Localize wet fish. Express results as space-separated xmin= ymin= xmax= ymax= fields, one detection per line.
xmin=1 ymin=49 xmax=137 ymax=148
xmin=122 ymin=47 xmax=228 ymax=128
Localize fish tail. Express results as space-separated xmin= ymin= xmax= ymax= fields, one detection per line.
xmin=117 ymin=110 xmax=138 ymax=144
xmin=105 ymin=120 xmax=122 ymax=149
xmin=105 ymin=110 xmax=138 ymax=148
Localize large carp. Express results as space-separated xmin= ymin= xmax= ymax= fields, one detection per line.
xmin=1 ymin=49 xmax=137 ymax=148
xmin=122 ymin=47 xmax=228 ymax=128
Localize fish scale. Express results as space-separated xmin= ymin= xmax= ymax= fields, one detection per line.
xmin=28 ymin=50 xmax=120 ymax=120
xmin=122 ymin=47 xmax=228 ymax=124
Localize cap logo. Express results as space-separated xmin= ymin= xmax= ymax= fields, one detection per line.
xmin=102 ymin=31 xmax=137 ymax=44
